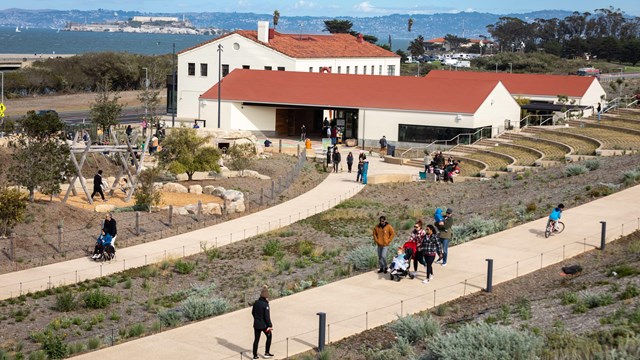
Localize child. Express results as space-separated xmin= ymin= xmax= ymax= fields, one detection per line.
xmin=434 ymin=208 xmax=444 ymax=225
xmin=119 ymin=178 xmax=129 ymax=195
xmin=389 ymin=247 xmax=409 ymax=275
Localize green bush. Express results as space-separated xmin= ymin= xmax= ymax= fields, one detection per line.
xmin=54 ymin=291 xmax=77 ymax=312
xmin=87 ymin=337 xmax=101 ymax=350
xmin=83 ymin=289 xmax=112 ymax=309
xmin=346 ymin=245 xmax=378 ymax=270
xmin=608 ymin=264 xmax=640 ymax=278
xmin=174 ymin=260 xmax=196 ymax=274
xmin=452 ymin=216 xmax=504 ymax=244
xmin=560 ymin=291 xmax=579 ymax=305
xmin=429 ymin=322 xmax=542 ymax=360
xmin=28 ymin=350 xmax=47 ymax=360
xmin=126 ymin=324 xmax=145 ymax=338
xmin=181 ymin=296 xmax=230 ymax=321
xmin=297 ymin=240 xmax=314 ymax=256
xmin=622 ymin=169 xmax=640 ymax=186
xmin=564 ymin=164 xmax=589 ymax=177
xmin=42 ymin=331 xmax=68 ymax=359
xmin=158 ymin=310 xmax=182 ymax=327
xmin=263 ymin=239 xmax=282 ymax=256
xmin=388 ymin=314 xmax=440 ymax=344
xmin=619 ymin=284 xmax=640 ymax=300
xmin=584 ymin=158 xmax=601 ymax=171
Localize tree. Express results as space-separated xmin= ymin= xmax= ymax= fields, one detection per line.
xmin=90 ymin=78 xmax=124 ymax=137
xmin=273 ymin=10 xmax=280 ymax=29
xmin=134 ymin=168 xmax=162 ymax=212
xmin=323 ymin=19 xmax=354 ymax=34
xmin=408 ymin=18 xmax=414 ymax=32
xmin=407 ymin=36 xmax=425 ymax=58
xmin=395 ymin=49 xmax=408 ymax=63
xmin=363 ymin=34 xmax=378 ymax=44
xmin=226 ymin=143 xmax=256 ymax=176
xmin=444 ymin=34 xmax=469 ymax=51
xmin=157 ymin=127 xmax=221 ymax=181
xmin=137 ymin=59 xmax=164 ymax=134
xmin=0 ymin=187 xmax=27 ymax=237
xmin=9 ymin=111 xmax=71 ymax=202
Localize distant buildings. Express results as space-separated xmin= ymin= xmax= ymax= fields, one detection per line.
xmin=176 ymin=21 xmax=401 ymax=120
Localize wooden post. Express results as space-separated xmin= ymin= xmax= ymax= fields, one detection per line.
xmin=168 ymin=205 xmax=173 ymax=227
xmin=57 ymin=223 xmax=64 ymax=252
xmin=10 ymin=235 xmax=15 ymax=262
xmin=297 ymin=144 xmax=300 ymax=156
xmin=197 ymin=200 xmax=202 ymax=219
xmin=260 ymin=188 xmax=264 ymax=205
xmin=271 ymin=180 xmax=275 ymax=199
xmin=135 ymin=212 xmax=140 ymax=236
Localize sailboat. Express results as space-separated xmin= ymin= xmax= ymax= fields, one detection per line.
xmin=15 ymin=26 xmax=21 ymax=33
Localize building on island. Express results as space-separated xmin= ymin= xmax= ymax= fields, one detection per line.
xmin=176 ymin=21 xmax=400 ymax=120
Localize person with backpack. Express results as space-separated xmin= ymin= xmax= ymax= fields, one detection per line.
xmin=435 ymin=208 xmax=454 ymax=266
xmin=379 ymin=136 xmax=387 ymax=157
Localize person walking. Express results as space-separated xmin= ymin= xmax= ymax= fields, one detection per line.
xmin=332 ymin=148 xmax=341 ymax=173
xmin=373 ymin=216 xmax=396 ymax=274
xmin=597 ymin=102 xmax=602 ymax=122
xmin=252 ymin=286 xmax=274 ymax=359
xmin=346 ymin=152 xmax=354 ymax=173
xmin=356 ymin=157 xmax=364 ymax=182
xmin=300 ymin=124 xmax=307 ymax=141
xmin=421 ymin=225 xmax=443 ymax=284
xmin=379 ymin=135 xmax=387 ymax=157
xmin=435 ymin=208 xmax=454 ymax=266
xmin=91 ymin=170 xmax=106 ymax=202
xmin=326 ymin=146 xmax=332 ymax=170
xmin=407 ymin=220 xmax=427 ymax=277
xmin=125 ymin=125 xmax=133 ymax=139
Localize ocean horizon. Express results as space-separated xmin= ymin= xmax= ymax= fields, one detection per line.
xmin=1 ymin=26 xmax=412 ymax=55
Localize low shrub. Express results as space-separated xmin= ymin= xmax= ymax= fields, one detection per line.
xmin=125 ymin=324 xmax=145 ymax=338
xmin=584 ymin=158 xmax=600 ymax=171
xmin=263 ymin=239 xmax=282 ymax=256
xmin=83 ymin=289 xmax=112 ymax=309
xmin=452 ymin=216 xmax=504 ymax=244
xmin=565 ymin=164 xmax=588 ymax=177
xmin=388 ymin=314 xmax=440 ymax=344
xmin=158 ymin=310 xmax=182 ymax=327
xmin=174 ymin=260 xmax=196 ymax=274
xmin=182 ymin=296 xmax=230 ymax=321
xmin=560 ymin=291 xmax=579 ymax=305
xmin=622 ymin=168 xmax=640 ymax=186
xmin=429 ymin=322 xmax=542 ymax=359
xmin=346 ymin=245 xmax=378 ymax=270
xmin=297 ymin=240 xmax=315 ymax=256
xmin=619 ymin=284 xmax=640 ymax=300
xmin=608 ymin=264 xmax=640 ymax=278
xmin=54 ymin=291 xmax=77 ymax=312
xmin=42 ymin=331 xmax=67 ymax=359
xmin=87 ymin=337 xmax=101 ymax=350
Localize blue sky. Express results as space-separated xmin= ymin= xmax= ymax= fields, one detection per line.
xmin=7 ymin=0 xmax=640 ymax=16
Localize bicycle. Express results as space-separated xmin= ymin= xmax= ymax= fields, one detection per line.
xmin=545 ymin=220 xmax=565 ymax=238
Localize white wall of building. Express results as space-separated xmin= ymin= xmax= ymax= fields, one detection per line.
xmin=580 ymin=80 xmax=607 ymax=107
xmin=199 ymin=100 xmax=277 ymax=132
xmin=474 ymin=83 xmax=521 ymax=132
xmin=294 ymin=58 xmax=400 ymax=76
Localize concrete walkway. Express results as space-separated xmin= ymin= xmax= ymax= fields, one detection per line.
xmin=69 ymin=185 xmax=640 ymax=360
xmin=0 ymin=152 xmax=412 ymax=299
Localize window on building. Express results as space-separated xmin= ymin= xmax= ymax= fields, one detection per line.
xmin=277 ymin=66 xmax=285 ymax=71
xmin=188 ymin=63 xmax=195 ymax=76
xmin=398 ymin=124 xmax=492 ymax=143
xmin=222 ymin=64 xmax=229 ymax=77
xmin=354 ymin=66 xmax=358 ymax=74
xmin=379 ymin=65 xmax=382 ymax=75
xmin=387 ymin=65 xmax=396 ymax=76
xmin=309 ymin=67 xmax=313 ymax=72
xmin=242 ymin=65 xmax=250 ymax=69
xmin=346 ymin=66 xmax=350 ymax=74
xmin=264 ymin=66 xmax=273 ymax=70
xmin=337 ymin=66 xmax=341 ymax=74
xmin=363 ymin=66 xmax=367 ymax=74
xmin=200 ymin=63 xmax=208 ymax=76
xmin=371 ymin=65 xmax=375 ymax=75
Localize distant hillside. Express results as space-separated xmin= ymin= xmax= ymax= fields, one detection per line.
xmin=0 ymin=8 xmax=573 ymax=40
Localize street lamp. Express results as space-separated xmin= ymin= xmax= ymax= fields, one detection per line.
xmin=217 ymin=44 xmax=223 ymax=129
xmin=508 ymin=63 xmax=513 ymax=74
xmin=142 ymin=67 xmax=150 ymax=132
xmin=172 ymin=42 xmax=176 ymax=128
xmin=495 ymin=63 xmax=498 ymax=73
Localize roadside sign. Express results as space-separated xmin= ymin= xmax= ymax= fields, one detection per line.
xmin=0 ymin=103 xmax=5 ymax=117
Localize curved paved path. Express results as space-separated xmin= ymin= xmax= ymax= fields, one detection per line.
xmin=72 ymin=184 xmax=640 ymax=360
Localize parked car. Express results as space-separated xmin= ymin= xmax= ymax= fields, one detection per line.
xmin=36 ymin=109 xmax=59 ymax=117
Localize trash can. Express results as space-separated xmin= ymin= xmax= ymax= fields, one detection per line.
xmin=419 ymin=171 xmax=427 ymax=180
xmin=386 ymin=144 xmax=396 ymax=157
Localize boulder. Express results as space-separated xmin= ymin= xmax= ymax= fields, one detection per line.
xmin=184 ymin=204 xmax=199 ymax=214
xmin=225 ymin=199 xmax=246 ymax=214
xmin=175 ymin=207 xmax=190 ymax=216
xmin=162 ymin=182 xmax=188 ymax=193
xmin=202 ymin=203 xmax=222 ymax=216
xmin=222 ymin=189 xmax=244 ymax=202
xmin=153 ymin=182 xmax=164 ymax=191
xmin=176 ymin=173 xmax=188 ymax=181
xmin=95 ymin=204 xmax=116 ymax=213
xmin=212 ymin=186 xmax=226 ymax=197
xmin=203 ymin=185 xmax=216 ymax=195
xmin=189 ymin=185 xmax=203 ymax=194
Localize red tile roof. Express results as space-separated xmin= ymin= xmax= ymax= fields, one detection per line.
xmin=200 ymin=69 xmax=502 ymax=114
xmin=180 ymin=30 xmax=398 ymax=59
xmin=426 ymin=37 xmax=446 ymax=43
xmin=425 ymin=70 xmax=596 ymax=97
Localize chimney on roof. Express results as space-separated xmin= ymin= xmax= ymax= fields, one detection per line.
xmin=357 ymin=33 xmax=364 ymax=43
xmin=258 ymin=21 xmax=269 ymax=43
xmin=269 ymin=28 xmax=274 ymax=40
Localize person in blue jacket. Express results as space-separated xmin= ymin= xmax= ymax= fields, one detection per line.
xmin=548 ymin=203 xmax=565 ymax=232
xmin=92 ymin=230 xmax=112 ymax=260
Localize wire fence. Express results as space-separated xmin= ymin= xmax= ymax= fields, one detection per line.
xmin=0 ymin=148 xmax=311 ymax=273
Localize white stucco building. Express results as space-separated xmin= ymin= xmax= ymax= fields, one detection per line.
xmin=177 ymin=21 xmax=400 ymax=120
xmin=198 ymin=69 xmax=520 ymax=146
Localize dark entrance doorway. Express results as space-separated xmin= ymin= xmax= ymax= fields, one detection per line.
xmin=275 ymin=108 xmax=323 ymax=137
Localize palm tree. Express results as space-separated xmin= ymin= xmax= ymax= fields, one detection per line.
xmin=408 ymin=18 xmax=414 ymax=32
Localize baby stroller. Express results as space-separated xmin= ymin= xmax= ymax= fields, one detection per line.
xmin=389 ymin=248 xmax=415 ymax=281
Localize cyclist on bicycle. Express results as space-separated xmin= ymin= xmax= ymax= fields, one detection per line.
xmin=548 ymin=203 xmax=565 ymax=232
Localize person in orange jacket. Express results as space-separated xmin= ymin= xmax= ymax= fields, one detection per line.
xmin=373 ymin=215 xmax=396 ymax=273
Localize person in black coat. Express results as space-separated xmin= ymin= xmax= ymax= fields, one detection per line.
xmin=332 ymin=148 xmax=341 ymax=173
xmin=103 ymin=213 xmax=117 ymax=240
xmin=252 ymin=286 xmax=274 ymax=359
xmin=346 ymin=152 xmax=354 ymax=173
xmin=91 ymin=170 xmax=106 ymax=201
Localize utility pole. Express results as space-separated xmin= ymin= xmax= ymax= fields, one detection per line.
xmin=217 ymin=44 xmax=223 ymax=129
xmin=172 ymin=42 xmax=176 ymax=127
